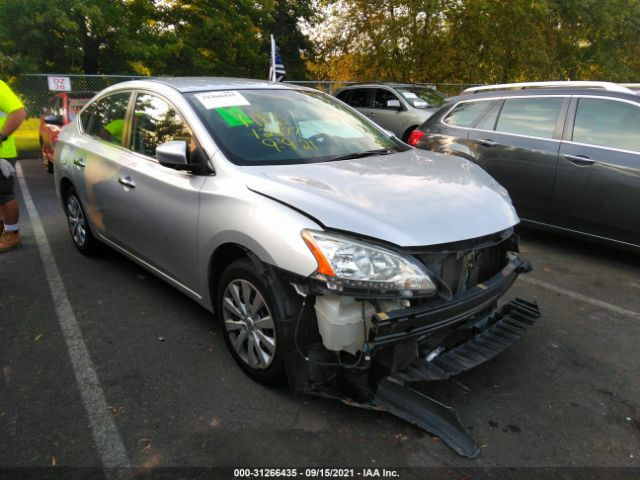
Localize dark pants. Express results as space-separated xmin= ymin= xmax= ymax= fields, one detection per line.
xmin=0 ymin=158 xmax=16 ymax=204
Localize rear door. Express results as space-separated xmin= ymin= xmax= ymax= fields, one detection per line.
xmin=339 ymin=88 xmax=375 ymax=119
xmin=552 ymin=96 xmax=640 ymax=246
xmin=76 ymin=91 xmax=133 ymax=238
xmin=467 ymin=96 xmax=568 ymax=223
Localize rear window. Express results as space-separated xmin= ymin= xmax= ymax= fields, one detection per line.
xmin=345 ymin=89 xmax=371 ymax=108
xmin=443 ymin=101 xmax=494 ymax=127
xmin=372 ymin=89 xmax=400 ymax=109
xmin=336 ymin=90 xmax=351 ymax=102
xmin=573 ymin=98 xmax=640 ymax=152
xmin=67 ymin=98 xmax=90 ymax=122
xmin=495 ymin=97 xmax=564 ymax=139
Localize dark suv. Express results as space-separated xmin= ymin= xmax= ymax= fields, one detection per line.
xmin=409 ymin=82 xmax=640 ymax=251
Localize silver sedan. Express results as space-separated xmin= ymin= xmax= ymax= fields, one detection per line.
xmin=54 ymin=77 xmax=536 ymax=414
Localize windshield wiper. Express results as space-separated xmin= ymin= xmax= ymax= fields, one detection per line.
xmin=327 ymin=149 xmax=394 ymax=162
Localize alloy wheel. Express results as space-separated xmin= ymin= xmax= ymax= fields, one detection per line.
xmin=66 ymin=195 xmax=86 ymax=247
xmin=222 ymin=279 xmax=276 ymax=370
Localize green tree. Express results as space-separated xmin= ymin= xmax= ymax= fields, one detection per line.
xmin=309 ymin=0 xmax=640 ymax=84
xmin=0 ymin=0 xmax=316 ymax=79
xmin=263 ymin=0 xmax=316 ymax=80
xmin=0 ymin=0 xmax=159 ymax=75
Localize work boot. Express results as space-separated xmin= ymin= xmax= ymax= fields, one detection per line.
xmin=0 ymin=231 xmax=21 ymax=253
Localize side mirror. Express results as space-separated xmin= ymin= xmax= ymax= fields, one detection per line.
xmin=386 ymin=99 xmax=402 ymax=109
xmin=156 ymin=140 xmax=189 ymax=169
xmin=43 ymin=114 xmax=63 ymax=126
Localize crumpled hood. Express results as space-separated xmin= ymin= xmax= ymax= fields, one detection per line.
xmin=241 ymin=149 xmax=519 ymax=247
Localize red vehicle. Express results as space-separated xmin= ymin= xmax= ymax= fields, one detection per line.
xmin=39 ymin=91 xmax=94 ymax=172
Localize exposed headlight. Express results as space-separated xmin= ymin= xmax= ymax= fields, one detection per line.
xmin=302 ymin=230 xmax=437 ymax=298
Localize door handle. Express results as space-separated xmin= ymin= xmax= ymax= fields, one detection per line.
xmin=477 ymin=139 xmax=497 ymax=147
xmin=564 ymin=154 xmax=594 ymax=166
xmin=73 ymin=157 xmax=85 ymax=168
xmin=118 ymin=176 xmax=136 ymax=188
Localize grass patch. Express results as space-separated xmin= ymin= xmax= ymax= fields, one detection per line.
xmin=14 ymin=117 xmax=40 ymax=156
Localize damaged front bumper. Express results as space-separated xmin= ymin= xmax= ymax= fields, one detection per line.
xmin=370 ymin=252 xmax=531 ymax=347
xmin=285 ymin=251 xmax=540 ymax=458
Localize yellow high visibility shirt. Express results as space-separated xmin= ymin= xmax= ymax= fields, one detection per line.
xmin=0 ymin=80 xmax=25 ymax=159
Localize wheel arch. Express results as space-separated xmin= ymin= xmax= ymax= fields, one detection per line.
xmin=58 ymin=177 xmax=75 ymax=209
xmin=208 ymin=243 xmax=251 ymax=310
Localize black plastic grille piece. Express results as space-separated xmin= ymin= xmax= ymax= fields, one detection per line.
xmin=395 ymin=298 xmax=540 ymax=382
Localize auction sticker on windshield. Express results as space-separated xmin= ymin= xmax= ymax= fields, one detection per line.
xmin=195 ymin=91 xmax=250 ymax=109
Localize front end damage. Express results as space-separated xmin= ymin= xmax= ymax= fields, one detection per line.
xmin=286 ymin=229 xmax=540 ymax=458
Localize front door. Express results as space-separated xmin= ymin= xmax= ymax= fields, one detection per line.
xmin=110 ymin=92 xmax=205 ymax=290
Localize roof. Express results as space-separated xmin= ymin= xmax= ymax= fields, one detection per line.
xmin=337 ymin=82 xmax=437 ymax=89
xmin=446 ymin=87 xmax=640 ymax=104
xmin=146 ymin=77 xmax=299 ymax=93
xmin=463 ymin=81 xmax=635 ymax=95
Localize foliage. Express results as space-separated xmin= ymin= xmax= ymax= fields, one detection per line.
xmin=1 ymin=0 xmax=638 ymax=84
xmin=0 ymin=0 xmax=316 ymax=79
xmin=309 ymin=0 xmax=640 ymax=83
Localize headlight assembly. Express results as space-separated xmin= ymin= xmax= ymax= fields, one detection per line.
xmin=302 ymin=230 xmax=437 ymax=298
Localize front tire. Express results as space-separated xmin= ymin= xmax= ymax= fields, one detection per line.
xmin=217 ymin=258 xmax=294 ymax=385
xmin=65 ymin=187 xmax=99 ymax=255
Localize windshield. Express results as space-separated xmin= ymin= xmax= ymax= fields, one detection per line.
xmin=396 ymin=87 xmax=446 ymax=108
xmin=186 ymin=89 xmax=405 ymax=165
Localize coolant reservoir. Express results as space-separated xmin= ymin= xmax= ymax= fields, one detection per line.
xmin=314 ymin=295 xmax=408 ymax=355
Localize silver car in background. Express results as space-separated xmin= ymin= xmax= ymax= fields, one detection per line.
xmin=54 ymin=78 xmax=539 ymax=457
xmin=334 ymin=82 xmax=446 ymax=141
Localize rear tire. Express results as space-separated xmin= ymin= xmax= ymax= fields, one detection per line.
xmin=40 ymin=137 xmax=53 ymax=173
xmin=64 ymin=187 xmax=99 ymax=256
xmin=217 ymin=257 xmax=296 ymax=385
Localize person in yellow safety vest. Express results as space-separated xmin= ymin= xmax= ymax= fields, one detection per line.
xmin=100 ymin=118 xmax=125 ymax=143
xmin=0 ymin=79 xmax=27 ymax=253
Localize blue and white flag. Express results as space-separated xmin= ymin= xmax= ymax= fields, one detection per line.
xmin=269 ymin=35 xmax=286 ymax=82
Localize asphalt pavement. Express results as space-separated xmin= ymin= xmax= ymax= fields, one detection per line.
xmin=1 ymin=158 xmax=639 ymax=479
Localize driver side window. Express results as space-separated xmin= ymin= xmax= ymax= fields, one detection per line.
xmin=373 ymin=89 xmax=400 ymax=109
xmin=129 ymin=93 xmax=192 ymax=159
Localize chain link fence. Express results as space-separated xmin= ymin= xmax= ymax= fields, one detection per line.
xmin=285 ymin=80 xmax=478 ymax=96
xmin=10 ymin=74 xmax=477 ymax=158
xmin=11 ymin=74 xmax=477 ymax=118
xmin=12 ymin=74 xmax=144 ymax=117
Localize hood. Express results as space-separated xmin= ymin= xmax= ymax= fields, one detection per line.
xmin=242 ymin=150 xmax=519 ymax=247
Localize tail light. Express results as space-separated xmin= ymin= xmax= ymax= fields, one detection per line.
xmin=408 ymin=130 xmax=425 ymax=146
